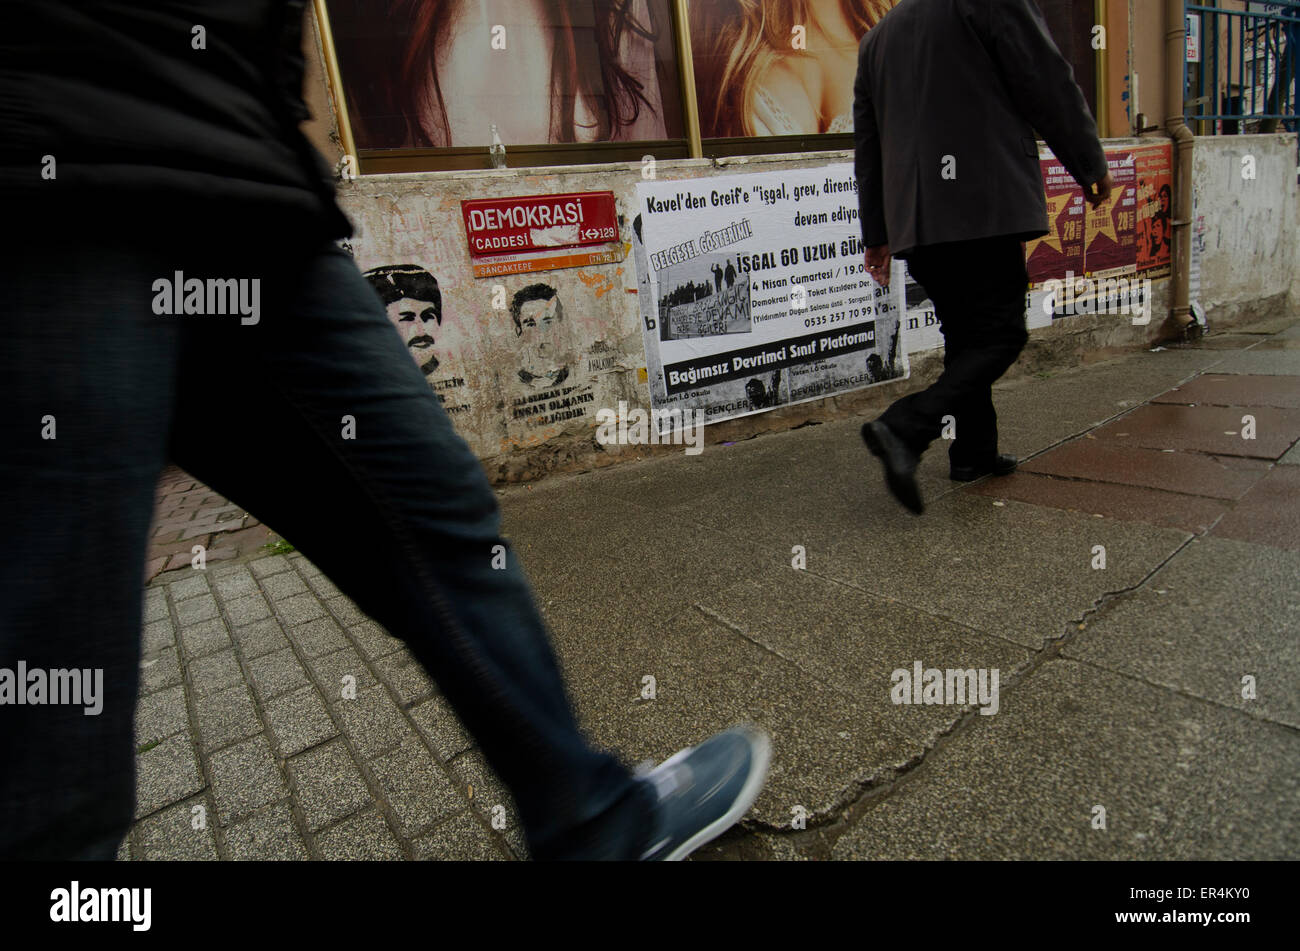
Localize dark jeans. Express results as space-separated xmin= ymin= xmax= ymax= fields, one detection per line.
xmin=0 ymin=228 xmax=655 ymax=860
xmin=882 ymin=236 xmax=1030 ymax=467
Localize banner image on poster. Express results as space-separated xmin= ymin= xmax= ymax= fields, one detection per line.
xmin=1135 ymin=143 xmax=1174 ymax=279
xmin=632 ymin=164 xmax=907 ymax=428
xmin=687 ymin=0 xmax=897 ymax=138
xmin=1084 ymin=149 xmax=1137 ymax=276
xmin=325 ymin=0 xmax=683 ymax=150
xmin=1027 ymin=155 xmax=1087 ymax=285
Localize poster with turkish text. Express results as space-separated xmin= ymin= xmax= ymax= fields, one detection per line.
xmin=633 ymin=164 xmax=907 ymax=428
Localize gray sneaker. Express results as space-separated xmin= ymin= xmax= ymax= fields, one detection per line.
xmin=638 ymin=725 xmax=771 ymax=861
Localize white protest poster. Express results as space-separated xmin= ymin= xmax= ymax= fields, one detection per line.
xmin=631 ymin=164 xmax=908 ymax=428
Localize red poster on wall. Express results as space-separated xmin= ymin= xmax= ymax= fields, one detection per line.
xmin=1084 ymin=148 xmax=1137 ymax=276
xmin=1134 ymin=143 xmax=1174 ymax=279
xmin=1027 ymin=156 xmax=1086 ymax=285
xmin=461 ymin=191 xmax=623 ymax=278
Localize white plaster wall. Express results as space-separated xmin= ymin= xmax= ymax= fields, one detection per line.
xmin=1191 ymin=133 xmax=1300 ymax=318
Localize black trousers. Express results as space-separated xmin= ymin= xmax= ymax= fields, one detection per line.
xmin=882 ymin=236 xmax=1030 ymax=467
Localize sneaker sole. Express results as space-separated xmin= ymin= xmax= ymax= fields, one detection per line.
xmin=661 ymin=728 xmax=771 ymax=861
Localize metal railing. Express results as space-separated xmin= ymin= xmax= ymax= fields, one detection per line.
xmin=1185 ymin=1 xmax=1299 ymax=136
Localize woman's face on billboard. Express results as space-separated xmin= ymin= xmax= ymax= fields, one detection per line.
xmin=434 ymin=0 xmax=597 ymax=146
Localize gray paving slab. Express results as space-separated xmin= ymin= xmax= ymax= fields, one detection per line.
xmin=177 ymin=617 xmax=232 ymax=659
xmin=286 ymin=616 xmax=349 ymax=657
xmin=448 ymin=750 xmax=526 ymax=857
xmin=139 ymin=647 xmax=182 ymax=695
xmin=175 ymin=593 xmax=219 ymax=626
xmin=1282 ymin=441 xmax=1300 ymax=465
xmin=209 ymin=735 xmax=285 ymax=825
xmin=250 ymin=556 xmax=291 ymax=578
xmin=134 ymin=733 xmax=204 ymax=819
xmin=1205 ymin=349 xmax=1300 ymax=375
xmin=830 ymin=660 xmax=1300 ymax=859
xmin=373 ymin=650 xmax=437 ymax=706
xmin=336 ymin=686 xmax=416 ymax=759
xmin=188 ymin=649 xmax=244 ymax=698
xmin=167 ymin=574 xmax=211 ymax=602
xmin=1233 ymin=314 xmax=1299 ymax=335
xmin=504 ymin=487 xmax=784 ymax=624
xmin=1064 ymin=536 xmax=1300 ymax=728
xmin=275 ymin=593 xmax=330 ymax=627
xmin=989 ymin=351 xmax=1231 ymax=458
xmin=230 ymin=618 xmax=289 ymax=660
xmin=699 ymin=564 xmax=1031 ymax=721
xmin=369 ymin=738 xmax=464 ymax=836
xmin=563 ymin=606 xmax=920 ymax=825
xmin=348 ymin=620 xmax=405 ymax=661
xmin=142 ymin=588 xmax=168 ymax=623
xmin=141 ymin=618 xmax=174 ymax=654
xmin=303 ymin=571 xmax=342 ymax=600
xmin=260 ymin=570 xmax=309 ymax=602
xmin=221 ymin=801 xmax=309 ymax=860
xmin=285 ymin=739 xmax=371 ymax=831
xmin=264 ymin=684 xmax=338 ymax=757
xmin=307 ymin=646 xmax=379 ymax=700
xmin=413 ymin=812 xmax=508 ymax=861
xmin=408 ymin=694 xmax=474 ymax=762
xmin=314 ymin=808 xmax=405 ymax=860
xmin=211 ymin=565 xmax=258 ymax=600
xmin=195 ymin=684 xmax=263 ymax=752
xmin=221 ymin=592 xmax=273 ymax=627
xmin=134 ymin=684 xmax=190 ymax=747
xmin=324 ymin=596 xmax=367 ymax=627
xmin=606 ymin=479 xmax=1190 ymax=650
xmin=133 ymin=798 xmax=219 ymax=861
xmin=246 ymin=646 xmax=311 ymax=704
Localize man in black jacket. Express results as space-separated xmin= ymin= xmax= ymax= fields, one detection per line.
xmin=854 ymin=0 xmax=1113 ymax=513
xmin=0 ymin=0 xmax=769 ymax=861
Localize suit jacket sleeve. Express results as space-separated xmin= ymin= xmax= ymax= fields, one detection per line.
xmin=978 ymin=0 xmax=1110 ymax=190
xmin=853 ymin=40 xmax=889 ymax=249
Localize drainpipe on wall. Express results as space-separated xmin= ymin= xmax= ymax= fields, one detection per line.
xmin=1161 ymin=0 xmax=1197 ymax=341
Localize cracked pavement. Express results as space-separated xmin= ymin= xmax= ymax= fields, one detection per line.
xmin=129 ymin=315 xmax=1300 ymax=860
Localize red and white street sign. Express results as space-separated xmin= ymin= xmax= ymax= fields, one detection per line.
xmin=461 ymin=191 xmax=622 ymax=277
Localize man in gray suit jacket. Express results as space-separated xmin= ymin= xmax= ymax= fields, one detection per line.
xmin=855 ymin=0 xmax=1113 ymax=514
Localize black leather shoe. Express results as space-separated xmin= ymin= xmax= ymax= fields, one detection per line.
xmin=861 ymin=421 xmax=924 ymax=514
xmin=949 ymin=454 xmax=1018 ymax=482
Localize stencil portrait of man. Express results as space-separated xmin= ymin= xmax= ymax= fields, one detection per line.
xmin=510 ymin=283 xmax=576 ymax=388
xmin=364 ymin=264 xmax=445 ymax=377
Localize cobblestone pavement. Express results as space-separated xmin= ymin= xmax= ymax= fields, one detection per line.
xmin=128 ymin=556 xmax=516 ymax=860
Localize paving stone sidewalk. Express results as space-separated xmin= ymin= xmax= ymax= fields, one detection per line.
xmin=123 ymin=314 xmax=1300 ymax=860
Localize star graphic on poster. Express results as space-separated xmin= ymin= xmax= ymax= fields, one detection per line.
xmin=1088 ymin=194 xmax=1121 ymax=246
xmin=1027 ymin=190 xmax=1076 ymax=256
